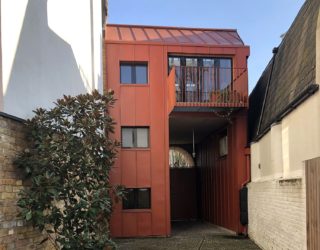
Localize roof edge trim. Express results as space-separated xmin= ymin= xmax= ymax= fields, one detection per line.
xmin=106 ymin=23 xmax=238 ymax=33
xmin=251 ymin=83 xmax=319 ymax=143
xmin=104 ymin=40 xmax=249 ymax=49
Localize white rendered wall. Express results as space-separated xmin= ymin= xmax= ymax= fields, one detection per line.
xmin=249 ymin=68 xmax=320 ymax=250
xmin=250 ymin=91 xmax=320 ymax=182
xmin=0 ymin=0 xmax=104 ymax=119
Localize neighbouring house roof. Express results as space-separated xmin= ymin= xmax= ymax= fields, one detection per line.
xmin=105 ymin=24 xmax=245 ymax=46
xmin=249 ymin=0 xmax=320 ymax=142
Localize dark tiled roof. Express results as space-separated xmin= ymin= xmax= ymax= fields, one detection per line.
xmin=248 ymin=60 xmax=274 ymax=142
xmin=249 ymin=0 xmax=319 ymax=142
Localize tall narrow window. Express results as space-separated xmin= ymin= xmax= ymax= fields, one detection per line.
xmin=121 ymin=127 xmax=149 ymax=148
xmin=120 ymin=62 xmax=148 ymax=84
xmin=123 ymin=188 xmax=151 ymax=209
xmin=219 ymin=131 xmax=228 ymax=157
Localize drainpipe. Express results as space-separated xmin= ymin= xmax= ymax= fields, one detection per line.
xmin=241 ymin=147 xmax=251 ymax=188
xmin=239 ymin=147 xmax=250 ymax=236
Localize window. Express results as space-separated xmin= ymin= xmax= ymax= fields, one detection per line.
xmin=168 ymin=56 xmax=232 ymax=92
xmin=219 ymin=132 xmax=228 ymax=157
xmin=121 ymin=127 xmax=149 ymax=148
xmin=123 ymin=188 xmax=151 ymax=209
xmin=120 ymin=62 xmax=148 ymax=84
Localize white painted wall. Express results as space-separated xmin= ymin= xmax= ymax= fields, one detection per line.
xmin=249 ymin=11 xmax=320 ymax=249
xmin=250 ymin=91 xmax=320 ymax=182
xmin=249 ymin=83 xmax=319 ymax=250
xmin=0 ymin=0 xmax=104 ymax=119
xmin=248 ymin=178 xmax=306 ymax=250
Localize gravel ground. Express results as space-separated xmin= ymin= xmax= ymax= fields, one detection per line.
xmin=115 ymin=221 xmax=261 ymax=250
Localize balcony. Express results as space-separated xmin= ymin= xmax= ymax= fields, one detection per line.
xmin=167 ymin=66 xmax=248 ymax=113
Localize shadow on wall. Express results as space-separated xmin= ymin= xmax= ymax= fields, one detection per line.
xmin=5 ymin=0 xmax=87 ymax=118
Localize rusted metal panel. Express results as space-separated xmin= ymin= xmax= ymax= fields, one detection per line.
xmin=106 ymin=23 xmax=249 ymax=237
xmin=167 ymin=67 xmax=176 ymax=114
xmin=306 ymin=157 xmax=320 ymax=250
xmin=197 ymin=111 xmax=248 ymax=233
xmin=106 ymin=24 xmax=245 ymax=46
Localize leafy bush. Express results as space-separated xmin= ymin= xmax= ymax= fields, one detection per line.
xmin=15 ymin=90 xmax=123 ymax=249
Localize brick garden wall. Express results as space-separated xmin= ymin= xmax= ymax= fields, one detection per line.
xmin=248 ymin=178 xmax=306 ymax=250
xmin=0 ymin=113 xmax=53 ymax=250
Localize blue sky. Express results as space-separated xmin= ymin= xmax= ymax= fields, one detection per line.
xmin=108 ymin=0 xmax=305 ymax=92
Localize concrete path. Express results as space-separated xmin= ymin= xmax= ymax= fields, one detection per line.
xmin=115 ymin=221 xmax=260 ymax=250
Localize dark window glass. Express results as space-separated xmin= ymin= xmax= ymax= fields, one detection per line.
xmin=123 ymin=188 xmax=151 ymax=209
xmin=168 ymin=56 xmax=232 ymax=91
xmin=120 ymin=64 xmax=132 ymax=83
xmin=135 ymin=64 xmax=148 ymax=83
xmin=120 ymin=62 xmax=148 ymax=84
xmin=121 ymin=127 xmax=149 ymax=148
xmin=219 ymin=130 xmax=228 ymax=157
xmin=124 ymin=188 xmax=136 ymax=209
xmin=219 ymin=59 xmax=232 ymax=89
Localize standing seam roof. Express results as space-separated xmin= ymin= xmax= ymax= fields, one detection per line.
xmin=106 ymin=24 xmax=245 ymax=46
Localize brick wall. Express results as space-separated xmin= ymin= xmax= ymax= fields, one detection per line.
xmin=248 ymin=178 xmax=306 ymax=250
xmin=0 ymin=113 xmax=53 ymax=250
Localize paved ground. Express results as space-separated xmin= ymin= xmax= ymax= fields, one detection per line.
xmin=115 ymin=221 xmax=260 ymax=250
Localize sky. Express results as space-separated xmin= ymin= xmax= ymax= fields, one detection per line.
xmin=108 ymin=0 xmax=305 ymax=92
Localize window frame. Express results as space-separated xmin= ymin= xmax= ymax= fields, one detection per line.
xmin=168 ymin=55 xmax=233 ymax=72
xmin=120 ymin=61 xmax=148 ymax=84
xmin=122 ymin=188 xmax=151 ymax=210
xmin=219 ymin=130 xmax=228 ymax=157
xmin=167 ymin=55 xmax=233 ymax=91
xmin=121 ymin=126 xmax=150 ymax=149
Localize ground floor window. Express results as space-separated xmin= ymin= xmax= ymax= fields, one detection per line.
xmin=121 ymin=127 xmax=149 ymax=148
xmin=123 ymin=188 xmax=151 ymax=209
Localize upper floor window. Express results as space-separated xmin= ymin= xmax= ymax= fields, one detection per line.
xmin=120 ymin=62 xmax=148 ymax=84
xmin=168 ymin=56 xmax=232 ymax=91
xmin=121 ymin=127 xmax=149 ymax=148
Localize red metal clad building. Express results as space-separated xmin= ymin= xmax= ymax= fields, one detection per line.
xmin=105 ymin=24 xmax=250 ymax=237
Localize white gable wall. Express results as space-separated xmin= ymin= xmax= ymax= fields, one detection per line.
xmin=0 ymin=0 xmax=104 ymax=119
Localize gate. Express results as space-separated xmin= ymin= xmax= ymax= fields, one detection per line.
xmin=170 ymin=168 xmax=198 ymax=221
xmin=306 ymin=157 xmax=320 ymax=249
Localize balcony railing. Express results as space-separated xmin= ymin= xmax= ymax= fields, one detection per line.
xmin=167 ymin=66 xmax=248 ymax=111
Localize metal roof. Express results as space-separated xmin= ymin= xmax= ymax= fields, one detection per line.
xmin=106 ymin=24 xmax=245 ymax=46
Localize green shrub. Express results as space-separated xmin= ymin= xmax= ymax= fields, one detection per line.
xmin=15 ymin=90 xmax=123 ymax=249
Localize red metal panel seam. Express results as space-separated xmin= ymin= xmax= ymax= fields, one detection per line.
xmin=116 ymin=27 xmax=122 ymax=41
xmin=129 ymin=27 xmax=137 ymax=41
xmin=161 ymin=44 xmax=168 ymax=235
xmin=227 ymin=31 xmax=243 ymax=45
xmin=176 ymin=29 xmax=194 ymax=44
xmin=203 ymin=31 xmax=221 ymax=45
xmin=190 ymin=30 xmax=209 ymax=44
xmin=166 ymin=29 xmax=180 ymax=43
xmin=148 ymin=44 xmax=154 ymax=236
xmin=154 ymin=29 xmax=165 ymax=42
xmin=141 ymin=27 xmax=151 ymax=41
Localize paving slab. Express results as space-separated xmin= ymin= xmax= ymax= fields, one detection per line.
xmin=115 ymin=221 xmax=260 ymax=250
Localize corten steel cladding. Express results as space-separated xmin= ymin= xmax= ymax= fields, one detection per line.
xmin=105 ymin=24 xmax=250 ymax=236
